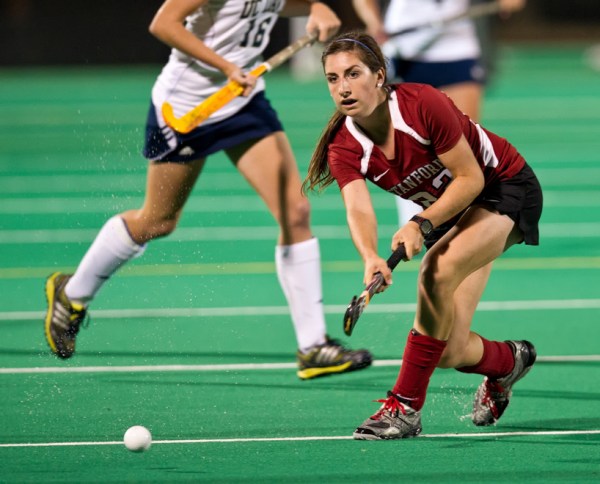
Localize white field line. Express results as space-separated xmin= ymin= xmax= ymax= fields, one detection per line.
xmin=2 ymin=222 xmax=600 ymax=243
xmin=0 ymin=355 xmax=598 ymax=375
xmin=2 ymin=298 xmax=600 ymax=322
xmin=1 ymin=167 xmax=599 ymax=194
xmin=0 ymin=190 xmax=598 ymax=214
xmin=1 ymin=429 xmax=599 ymax=448
xmin=2 ymin=257 xmax=600 ymax=280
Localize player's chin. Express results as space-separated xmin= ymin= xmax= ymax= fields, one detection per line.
xmin=338 ymin=103 xmax=360 ymax=116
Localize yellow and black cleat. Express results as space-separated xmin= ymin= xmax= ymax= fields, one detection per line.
xmin=44 ymin=272 xmax=87 ymax=359
xmin=297 ymin=337 xmax=372 ymax=380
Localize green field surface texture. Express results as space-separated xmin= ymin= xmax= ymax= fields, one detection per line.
xmin=0 ymin=45 xmax=599 ymax=483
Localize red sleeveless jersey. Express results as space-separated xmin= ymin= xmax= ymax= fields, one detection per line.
xmin=327 ymin=83 xmax=525 ymax=208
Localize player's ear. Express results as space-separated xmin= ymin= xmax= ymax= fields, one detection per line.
xmin=376 ymin=69 xmax=385 ymax=88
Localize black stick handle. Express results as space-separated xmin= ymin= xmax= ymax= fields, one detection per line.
xmin=386 ymin=243 xmax=407 ymax=271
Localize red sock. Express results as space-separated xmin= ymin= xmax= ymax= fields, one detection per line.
xmin=392 ymin=330 xmax=447 ymax=411
xmin=456 ymin=336 xmax=515 ymax=379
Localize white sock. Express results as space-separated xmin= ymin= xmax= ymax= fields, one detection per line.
xmin=65 ymin=216 xmax=145 ymax=304
xmin=275 ymin=238 xmax=327 ymax=352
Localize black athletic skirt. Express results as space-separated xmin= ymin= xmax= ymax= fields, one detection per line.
xmin=425 ymin=163 xmax=543 ymax=248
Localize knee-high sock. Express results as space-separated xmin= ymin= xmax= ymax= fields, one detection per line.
xmin=455 ymin=336 xmax=515 ymax=380
xmin=392 ymin=330 xmax=447 ymax=411
xmin=275 ymin=238 xmax=326 ymax=352
xmin=65 ymin=216 xmax=145 ymax=304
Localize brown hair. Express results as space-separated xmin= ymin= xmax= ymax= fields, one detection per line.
xmin=302 ymin=31 xmax=387 ymax=194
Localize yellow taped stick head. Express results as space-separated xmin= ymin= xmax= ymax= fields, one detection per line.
xmin=160 ymin=102 xmax=193 ymax=133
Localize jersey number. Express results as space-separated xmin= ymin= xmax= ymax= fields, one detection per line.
xmin=407 ymin=168 xmax=453 ymax=207
xmin=241 ymin=18 xmax=273 ymax=48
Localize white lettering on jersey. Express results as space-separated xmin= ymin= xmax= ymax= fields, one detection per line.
xmin=389 ymin=159 xmax=446 ymax=196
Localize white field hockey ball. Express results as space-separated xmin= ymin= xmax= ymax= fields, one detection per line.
xmin=124 ymin=425 xmax=152 ymax=452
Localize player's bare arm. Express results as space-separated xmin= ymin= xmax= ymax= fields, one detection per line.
xmin=342 ymin=179 xmax=393 ymax=289
xmin=499 ymin=0 xmax=527 ymax=17
xmin=420 ymin=135 xmax=485 ymax=226
xmin=150 ymin=0 xmax=256 ymax=96
xmin=391 ymin=135 xmax=484 ymax=257
xmin=281 ymin=0 xmax=341 ymax=42
xmin=351 ymin=0 xmax=388 ymax=43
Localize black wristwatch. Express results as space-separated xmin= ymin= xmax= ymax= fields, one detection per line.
xmin=410 ymin=215 xmax=434 ymax=237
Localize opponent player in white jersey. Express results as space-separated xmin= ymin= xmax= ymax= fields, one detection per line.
xmin=352 ymin=0 xmax=525 ymax=225
xmin=304 ymin=32 xmax=542 ymax=439
xmin=44 ymin=0 xmax=372 ymax=380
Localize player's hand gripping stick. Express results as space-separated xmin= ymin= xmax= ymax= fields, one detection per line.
xmin=343 ymin=244 xmax=407 ymax=336
xmin=161 ymin=33 xmax=318 ymax=134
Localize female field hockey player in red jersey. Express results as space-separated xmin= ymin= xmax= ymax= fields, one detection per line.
xmin=304 ymin=31 xmax=543 ymax=439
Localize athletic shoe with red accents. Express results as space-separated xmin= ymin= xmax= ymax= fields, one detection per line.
xmin=472 ymin=340 xmax=537 ymax=426
xmin=353 ymin=391 xmax=422 ymax=440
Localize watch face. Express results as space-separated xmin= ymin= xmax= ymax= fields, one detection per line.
xmin=411 ymin=215 xmax=433 ymax=236
xmin=421 ymin=219 xmax=433 ymax=235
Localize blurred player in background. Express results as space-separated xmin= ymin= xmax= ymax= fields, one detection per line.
xmin=352 ymin=0 xmax=526 ymax=225
xmin=44 ymin=0 xmax=372 ymax=380
xmin=304 ymin=32 xmax=542 ymax=439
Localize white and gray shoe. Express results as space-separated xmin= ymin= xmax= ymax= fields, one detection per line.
xmin=472 ymin=340 xmax=537 ymax=426
xmin=353 ymin=391 xmax=422 ymax=440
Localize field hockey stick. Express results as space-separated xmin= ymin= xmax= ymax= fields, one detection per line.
xmin=386 ymin=1 xmax=501 ymax=38
xmin=343 ymin=243 xmax=407 ymax=336
xmin=161 ymin=33 xmax=318 ymax=134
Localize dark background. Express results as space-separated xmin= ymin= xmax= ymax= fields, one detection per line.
xmin=1 ymin=0 xmax=599 ymax=66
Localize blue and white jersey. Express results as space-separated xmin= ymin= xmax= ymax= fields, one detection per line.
xmin=384 ymin=0 xmax=480 ymax=61
xmin=152 ymin=0 xmax=285 ymax=126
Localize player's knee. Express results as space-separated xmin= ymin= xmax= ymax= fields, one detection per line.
xmin=285 ymin=197 xmax=311 ymax=231
xmin=418 ymin=252 xmax=456 ymax=299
